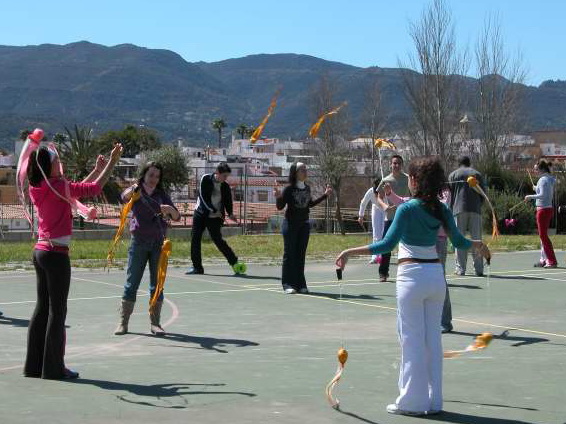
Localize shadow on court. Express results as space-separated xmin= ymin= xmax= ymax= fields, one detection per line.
xmin=0 ymin=316 xmax=29 ymax=327
xmin=67 ymin=379 xmax=256 ymax=409
xmin=448 ymin=283 xmax=482 ymax=289
xmin=447 ymin=330 xmax=549 ymax=347
xmin=308 ymin=291 xmax=387 ymax=301
xmin=129 ymin=332 xmax=259 ymax=353
xmin=427 ymin=412 xmax=537 ymax=423
xmin=337 ymin=408 xmax=537 ymax=424
xmin=445 ymin=400 xmax=538 ymax=411
xmin=488 ymin=275 xmax=547 ymax=281
xmin=195 ymin=273 xmax=281 ymax=281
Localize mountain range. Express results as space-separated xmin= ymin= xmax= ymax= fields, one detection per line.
xmin=0 ymin=41 xmax=565 ymax=152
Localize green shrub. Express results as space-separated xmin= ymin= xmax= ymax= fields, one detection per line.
xmin=482 ymin=188 xmax=536 ymax=235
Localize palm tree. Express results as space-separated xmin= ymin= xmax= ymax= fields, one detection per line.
xmin=211 ymin=119 xmax=227 ymax=147
xmin=236 ymin=124 xmax=248 ymax=140
xmin=56 ymin=125 xmax=100 ymax=180
xmin=245 ymin=126 xmax=257 ymax=138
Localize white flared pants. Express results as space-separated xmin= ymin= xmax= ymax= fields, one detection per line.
xmin=395 ymin=263 xmax=445 ymax=412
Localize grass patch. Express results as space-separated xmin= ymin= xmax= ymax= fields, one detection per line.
xmin=1 ymin=234 xmax=564 ymax=269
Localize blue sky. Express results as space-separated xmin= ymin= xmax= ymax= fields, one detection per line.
xmin=2 ymin=0 xmax=564 ymax=85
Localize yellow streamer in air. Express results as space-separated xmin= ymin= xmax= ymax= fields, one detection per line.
xmin=444 ymin=332 xmax=494 ymax=359
xmin=309 ymin=103 xmax=346 ymax=139
xmin=250 ymin=91 xmax=280 ymax=143
xmin=467 ymin=176 xmax=500 ymax=241
xmin=149 ymin=238 xmax=172 ymax=312
xmin=106 ymin=189 xmax=141 ymax=267
xmin=373 ymin=138 xmax=396 ymax=150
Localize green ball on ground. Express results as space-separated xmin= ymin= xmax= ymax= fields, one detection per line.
xmin=232 ymin=262 xmax=247 ymax=275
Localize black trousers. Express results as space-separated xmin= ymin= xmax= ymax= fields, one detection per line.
xmin=378 ymin=220 xmax=393 ymax=278
xmin=191 ymin=213 xmax=237 ymax=270
xmin=281 ymin=220 xmax=310 ymax=290
xmin=25 ymin=250 xmax=71 ymax=379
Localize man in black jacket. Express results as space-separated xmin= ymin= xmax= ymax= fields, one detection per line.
xmin=186 ymin=163 xmax=242 ymax=275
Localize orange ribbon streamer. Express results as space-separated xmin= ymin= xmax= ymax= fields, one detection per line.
xmin=250 ymin=91 xmax=280 ymax=143
xmin=149 ymin=238 xmax=172 ymax=312
xmin=373 ymin=138 xmax=396 ymax=149
xmin=467 ymin=176 xmax=500 ymax=241
xmin=444 ymin=332 xmax=494 ymax=358
xmin=106 ymin=189 xmax=141 ymax=267
xmin=325 ymin=347 xmax=348 ymax=409
xmin=309 ymin=103 xmax=346 ymax=139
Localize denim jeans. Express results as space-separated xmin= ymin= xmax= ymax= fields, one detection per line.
xmin=123 ymin=237 xmax=164 ymax=302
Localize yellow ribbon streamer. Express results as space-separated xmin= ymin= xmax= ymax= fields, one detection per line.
xmin=309 ymin=103 xmax=346 ymax=139
xmin=373 ymin=138 xmax=396 ymax=149
xmin=467 ymin=176 xmax=500 ymax=241
xmin=150 ymin=238 xmax=172 ymax=312
xmin=106 ymin=189 xmax=141 ymax=267
xmin=325 ymin=347 xmax=348 ymax=409
xmin=444 ymin=332 xmax=494 ymax=359
xmin=250 ymin=91 xmax=280 ymax=143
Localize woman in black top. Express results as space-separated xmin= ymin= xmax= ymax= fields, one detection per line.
xmin=275 ymin=162 xmax=332 ymax=294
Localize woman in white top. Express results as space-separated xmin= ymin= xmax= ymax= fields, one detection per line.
xmin=358 ymin=179 xmax=385 ymax=264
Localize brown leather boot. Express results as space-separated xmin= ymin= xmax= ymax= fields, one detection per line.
xmin=149 ymin=300 xmax=166 ymax=336
xmin=114 ymin=300 xmax=135 ymax=335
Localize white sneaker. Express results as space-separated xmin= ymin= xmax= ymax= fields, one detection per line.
xmin=284 ymin=288 xmax=297 ymax=294
xmin=386 ymin=404 xmax=425 ymax=416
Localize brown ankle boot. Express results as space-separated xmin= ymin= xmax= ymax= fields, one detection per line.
xmin=149 ymin=300 xmax=165 ymax=336
xmin=114 ymin=300 xmax=135 ymax=335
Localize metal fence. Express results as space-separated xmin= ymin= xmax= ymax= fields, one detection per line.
xmin=0 ymin=166 xmax=376 ymax=237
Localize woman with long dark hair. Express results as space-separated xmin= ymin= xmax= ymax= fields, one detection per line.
xmin=358 ymin=178 xmax=385 ymax=264
xmin=114 ymin=161 xmax=180 ymax=336
xmin=526 ymin=159 xmax=558 ymax=268
xmin=275 ymin=162 xmax=332 ymax=294
xmin=336 ymin=157 xmax=490 ymax=416
xmin=24 ymin=143 xmax=122 ymax=380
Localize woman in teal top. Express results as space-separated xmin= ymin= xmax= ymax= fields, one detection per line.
xmin=336 ymin=157 xmax=490 ymax=417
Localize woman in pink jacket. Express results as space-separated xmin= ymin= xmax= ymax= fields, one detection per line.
xmin=23 ymin=143 xmax=122 ymax=380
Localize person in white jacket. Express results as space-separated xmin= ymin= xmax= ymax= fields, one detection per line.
xmin=358 ymin=179 xmax=385 ymax=264
xmin=525 ymin=159 xmax=558 ymax=268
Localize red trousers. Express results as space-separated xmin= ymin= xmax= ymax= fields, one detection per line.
xmin=536 ymin=207 xmax=557 ymax=266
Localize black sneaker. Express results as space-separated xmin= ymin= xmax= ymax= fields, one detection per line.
xmin=63 ymin=368 xmax=80 ymax=379
xmin=533 ymin=261 xmax=545 ymax=268
xmin=185 ymin=267 xmax=204 ymax=275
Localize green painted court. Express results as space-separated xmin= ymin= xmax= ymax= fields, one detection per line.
xmin=1 ymin=250 xmax=565 ymax=424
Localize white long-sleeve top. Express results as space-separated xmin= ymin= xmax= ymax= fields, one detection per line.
xmin=358 ymin=188 xmax=383 ymax=217
xmin=525 ymin=173 xmax=556 ymax=208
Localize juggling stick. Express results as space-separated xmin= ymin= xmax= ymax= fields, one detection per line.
xmin=444 ymin=332 xmax=494 ymax=359
xmin=527 ymin=170 xmax=535 ymax=188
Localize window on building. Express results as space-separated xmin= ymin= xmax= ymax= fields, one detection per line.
xmin=257 ymin=190 xmax=268 ymax=202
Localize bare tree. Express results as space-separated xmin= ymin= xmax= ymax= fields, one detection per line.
xmin=399 ymin=0 xmax=469 ymax=166
xmin=361 ymin=76 xmax=388 ymax=176
xmin=475 ymin=14 xmax=526 ymax=169
xmin=310 ymin=75 xmax=351 ymax=235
